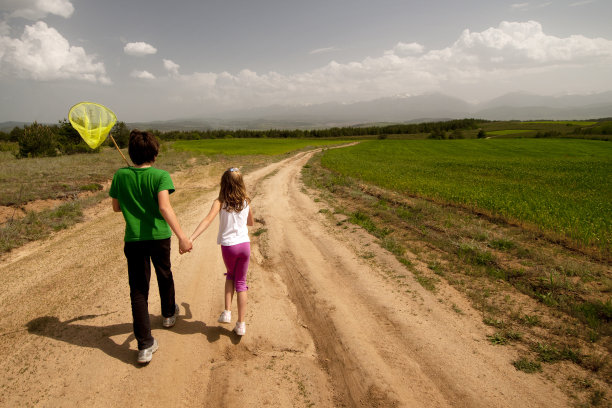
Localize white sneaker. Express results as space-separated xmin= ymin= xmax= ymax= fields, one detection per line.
xmin=218 ymin=310 xmax=231 ymax=323
xmin=137 ymin=338 xmax=158 ymax=364
xmin=163 ymin=304 xmax=179 ymax=328
xmin=233 ymin=321 xmax=246 ymax=336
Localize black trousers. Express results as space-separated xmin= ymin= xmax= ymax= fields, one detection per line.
xmin=124 ymin=238 xmax=175 ymax=350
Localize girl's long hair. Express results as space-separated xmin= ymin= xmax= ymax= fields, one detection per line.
xmin=218 ymin=168 xmax=250 ymax=212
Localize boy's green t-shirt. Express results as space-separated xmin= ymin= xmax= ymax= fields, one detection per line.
xmin=109 ymin=166 xmax=175 ymax=242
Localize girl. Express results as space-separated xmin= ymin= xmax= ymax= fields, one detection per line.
xmin=190 ymin=167 xmax=254 ymax=336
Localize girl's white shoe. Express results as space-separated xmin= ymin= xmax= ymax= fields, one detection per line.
xmin=218 ymin=310 xmax=231 ymax=323
xmin=233 ymin=321 xmax=246 ymax=336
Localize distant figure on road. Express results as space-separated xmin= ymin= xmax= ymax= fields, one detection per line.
xmin=109 ymin=129 xmax=192 ymax=364
xmin=189 ymin=167 xmax=254 ymax=336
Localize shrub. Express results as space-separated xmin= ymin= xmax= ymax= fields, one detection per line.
xmin=111 ymin=121 xmax=130 ymax=148
xmin=56 ymin=119 xmax=92 ymax=154
xmin=428 ymin=128 xmax=446 ymax=139
xmin=448 ymin=129 xmax=465 ymax=139
xmin=17 ymin=122 xmax=57 ymax=158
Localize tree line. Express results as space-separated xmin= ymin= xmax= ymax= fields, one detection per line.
xmin=0 ymin=118 xmax=485 ymax=158
xmin=150 ymin=118 xmax=484 ymax=141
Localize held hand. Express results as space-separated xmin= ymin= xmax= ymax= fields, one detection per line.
xmin=178 ymin=237 xmax=193 ymax=254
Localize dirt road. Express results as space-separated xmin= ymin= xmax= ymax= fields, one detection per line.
xmin=0 ymin=150 xmax=571 ymax=407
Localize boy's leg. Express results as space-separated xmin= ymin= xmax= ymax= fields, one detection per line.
xmin=150 ymin=238 xmax=176 ymax=318
xmin=124 ymin=241 xmax=154 ymax=350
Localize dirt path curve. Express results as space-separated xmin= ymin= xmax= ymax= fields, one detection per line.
xmin=0 ymin=149 xmax=570 ymax=407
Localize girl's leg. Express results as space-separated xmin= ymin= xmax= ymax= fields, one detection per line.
xmin=232 ymin=243 xmax=250 ymax=323
xmin=221 ymin=245 xmax=238 ymax=313
xmin=237 ymin=290 xmax=247 ymax=322
xmin=221 ymin=243 xmax=250 ymax=323
xmin=224 ymin=279 xmax=234 ymax=311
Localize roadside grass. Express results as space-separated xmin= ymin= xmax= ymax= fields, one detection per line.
xmin=319 ymin=139 xmax=611 ymax=258
xmin=302 ymin=151 xmax=611 ymax=405
xmin=0 ymin=139 xmax=351 ymax=255
xmin=0 ymin=145 xmax=199 ymax=207
xmin=0 ymin=144 xmax=206 ymax=253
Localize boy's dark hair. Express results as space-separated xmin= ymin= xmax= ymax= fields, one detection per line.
xmin=128 ymin=129 xmax=160 ymax=165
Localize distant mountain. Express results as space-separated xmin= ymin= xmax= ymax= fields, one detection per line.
xmin=3 ymin=92 xmax=611 ymax=132
xmin=478 ymin=91 xmax=612 ymax=110
xmin=475 ymin=103 xmax=612 ymax=121
xmin=203 ymin=91 xmax=611 ymax=128
xmin=0 ymin=121 xmax=28 ymax=133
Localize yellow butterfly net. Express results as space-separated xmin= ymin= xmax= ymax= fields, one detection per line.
xmin=68 ymin=102 xmax=117 ymax=149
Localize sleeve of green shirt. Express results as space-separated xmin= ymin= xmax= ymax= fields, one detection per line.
xmin=158 ymin=170 xmax=175 ymax=195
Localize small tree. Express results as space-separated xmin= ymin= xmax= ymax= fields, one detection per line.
xmin=57 ymin=119 xmax=92 ymax=154
xmin=17 ymin=122 xmax=58 ymax=158
xmin=477 ymin=129 xmax=487 ymax=139
xmin=9 ymin=126 xmax=24 ymax=142
xmin=111 ymin=121 xmax=130 ymax=148
xmin=448 ymin=129 xmax=465 ymax=139
xmin=428 ymin=128 xmax=446 ymax=140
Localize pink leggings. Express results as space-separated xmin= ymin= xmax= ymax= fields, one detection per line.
xmin=221 ymin=242 xmax=250 ymax=292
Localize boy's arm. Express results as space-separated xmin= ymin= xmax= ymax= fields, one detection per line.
xmin=158 ymin=190 xmax=192 ymax=254
xmin=189 ymin=199 xmax=221 ymax=242
xmin=112 ymin=198 xmax=121 ymax=212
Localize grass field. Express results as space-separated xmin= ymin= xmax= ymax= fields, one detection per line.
xmin=487 ymin=130 xmax=534 ymax=136
xmin=320 ymin=139 xmax=612 ymax=253
xmin=524 ymin=121 xmax=598 ymax=126
xmin=0 ymin=139 xmax=352 ymax=253
xmin=172 ymin=138 xmax=348 ymax=156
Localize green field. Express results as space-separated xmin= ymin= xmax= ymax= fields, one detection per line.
xmin=487 ymin=130 xmax=534 ymax=136
xmin=524 ymin=121 xmax=597 ymax=126
xmin=173 ymin=138 xmax=348 ymax=155
xmin=320 ymin=139 xmax=611 ymax=251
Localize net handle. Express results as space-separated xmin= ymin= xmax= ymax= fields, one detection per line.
xmin=109 ymin=132 xmax=131 ymax=167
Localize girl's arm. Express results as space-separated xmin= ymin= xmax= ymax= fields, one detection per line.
xmin=247 ymin=206 xmax=254 ymax=226
xmin=158 ymin=190 xmax=192 ymax=254
xmin=190 ymin=199 xmax=222 ymax=242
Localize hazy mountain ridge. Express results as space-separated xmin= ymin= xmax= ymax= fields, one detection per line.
xmin=159 ymin=91 xmax=612 ymax=130
xmin=2 ymin=92 xmax=611 ymax=132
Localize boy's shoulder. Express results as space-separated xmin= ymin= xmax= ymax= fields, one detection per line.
xmin=114 ymin=166 xmax=170 ymax=176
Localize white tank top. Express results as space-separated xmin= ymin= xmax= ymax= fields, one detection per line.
xmin=217 ymin=202 xmax=250 ymax=246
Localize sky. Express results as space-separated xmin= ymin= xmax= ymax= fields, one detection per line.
xmin=0 ymin=0 xmax=611 ymax=122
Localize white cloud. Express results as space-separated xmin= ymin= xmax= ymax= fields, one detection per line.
xmin=0 ymin=21 xmax=109 ymax=83
xmin=167 ymin=21 xmax=612 ymax=109
xmin=569 ymin=0 xmax=596 ymax=6
xmin=309 ymin=46 xmax=338 ymax=55
xmin=385 ymin=42 xmax=425 ymax=56
xmin=1 ymin=0 xmax=74 ymax=20
xmin=511 ymin=3 xmax=530 ymax=10
xmin=124 ymin=42 xmax=157 ymax=56
xmin=451 ymin=21 xmax=612 ymax=65
xmin=163 ymin=59 xmax=179 ymax=75
xmin=131 ymin=70 xmax=155 ymax=80
xmin=511 ymin=2 xmax=552 ymax=11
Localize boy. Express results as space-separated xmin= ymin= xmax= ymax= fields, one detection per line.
xmin=109 ymin=129 xmax=192 ymax=364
